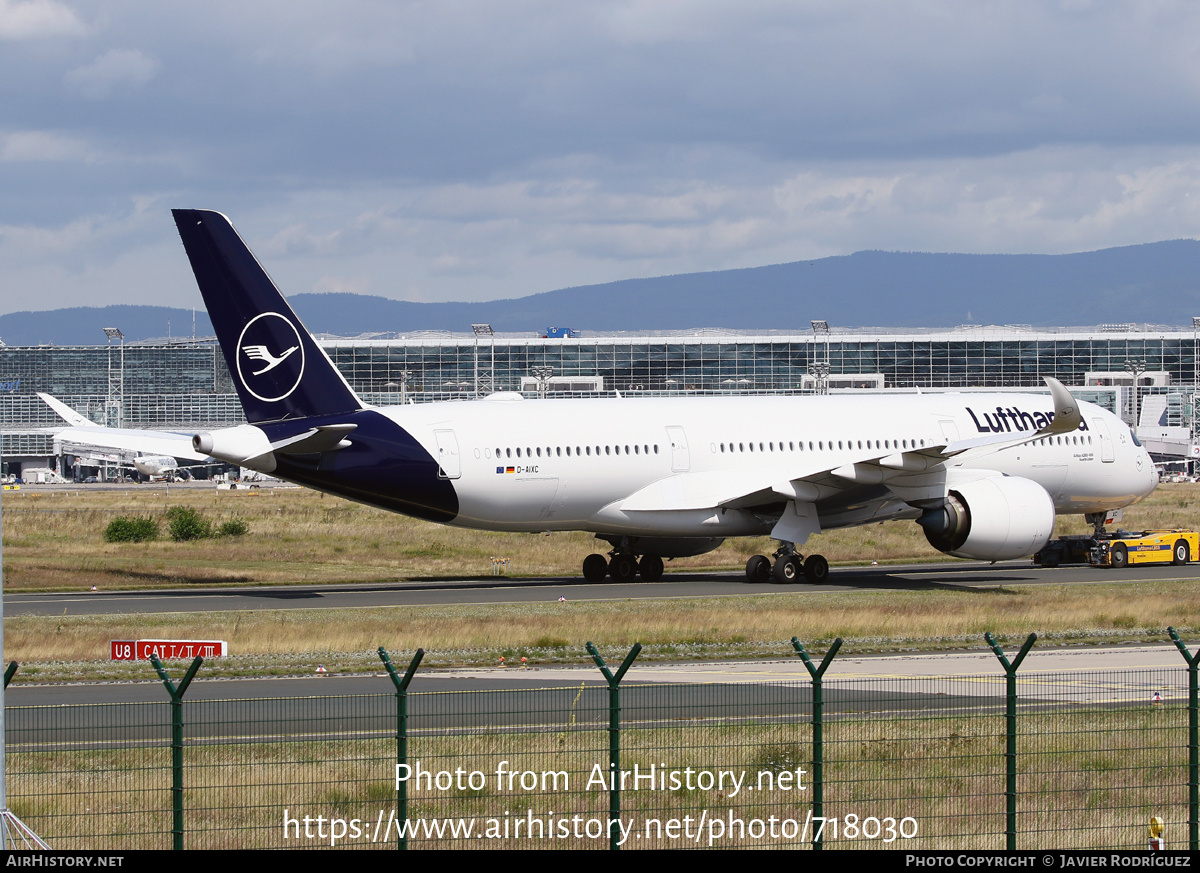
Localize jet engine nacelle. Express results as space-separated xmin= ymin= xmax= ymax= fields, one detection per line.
xmin=192 ymin=425 xmax=276 ymax=473
xmin=917 ymin=475 xmax=1054 ymax=561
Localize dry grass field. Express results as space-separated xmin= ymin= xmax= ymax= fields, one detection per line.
xmin=1 ymin=482 xmax=1200 ymax=675
xmin=4 ymin=480 xmax=1198 ymax=590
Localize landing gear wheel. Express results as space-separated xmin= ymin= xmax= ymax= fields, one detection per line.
xmin=1174 ymin=540 xmax=1190 ymax=566
xmin=772 ymin=555 xmax=802 ymax=584
xmin=582 ymin=553 xmax=608 ymax=583
xmin=609 ymin=553 xmax=638 ymax=583
xmin=638 ymin=554 xmax=664 ymax=582
xmin=745 ymin=555 xmax=771 ymax=583
xmin=1111 ymin=544 xmax=1128 ymax=569
xmin=804 ymin=554 xmax=830 ymax=584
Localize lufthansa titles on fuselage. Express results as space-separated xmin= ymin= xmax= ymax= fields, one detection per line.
xmin=966 ymin=405 xmax=1089 ymax=434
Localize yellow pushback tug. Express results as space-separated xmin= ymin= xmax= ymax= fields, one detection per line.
xmin=1035 ymin=529 xmax=1199 ymax=568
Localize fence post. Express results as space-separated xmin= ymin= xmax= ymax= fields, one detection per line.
xmin=379 ymin=646 xmax=424 ymax=850
xmin=150 ymin=654 xmax=203 ymax=851
xmin=4 ymin=662 xmax=17 ymax=688
xmin=586 ymin=641 xmax=641 ymax=851
xmin=791 ymin=637 xmax=842 ymax=850
xmin=985 ymin=631 xmax=1036 ymax=852
xmin=1168 ymin=627 xmax=1199 ymax=851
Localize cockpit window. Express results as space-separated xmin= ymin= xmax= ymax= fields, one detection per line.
xmin=1130 ymin=428 xmax=1142 ymax=447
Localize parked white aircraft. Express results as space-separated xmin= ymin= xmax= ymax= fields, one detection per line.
xmin=70 ymin=209 xmax=1165 ymax=583
xmin=39 ymin=392 xmax=208 ymax=481
xmin=130 ymin=455 xmax=187 ymax=480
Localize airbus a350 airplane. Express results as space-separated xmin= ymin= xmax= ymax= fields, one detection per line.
xmin=85 ymin=209 xmax=1163 ymax=584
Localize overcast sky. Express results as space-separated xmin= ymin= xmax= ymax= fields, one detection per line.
xmin=3 ymin=0 xmax=1200 ymax=313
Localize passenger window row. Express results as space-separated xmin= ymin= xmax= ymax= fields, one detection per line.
xmin=715 ymin=437 xmax=928 ymax=453
xmin=488 ymin=444 xmax=660 ymax=459
xmin=480 ymin=433 xmax=1091 ymax=463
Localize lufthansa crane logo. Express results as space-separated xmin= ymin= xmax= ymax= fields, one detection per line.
xmin=243 ymin=343 xmax=298 ymax=375
xmin=236 ymin=312 xmax=305 ymax=403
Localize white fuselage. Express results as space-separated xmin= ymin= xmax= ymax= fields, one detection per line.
xmin=379 ymin=391 xmax=1158 ymax=538
xmin=133 ymin=455 xmax=179 ymax=478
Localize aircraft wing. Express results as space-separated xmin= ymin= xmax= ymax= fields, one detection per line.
xmin=620 ymin=377 xmax=1084 ymax=515
xmin=39 ymin=392 xmax=212 ymax=463
xmin=51 ymin=426 xmax=212 ymax=463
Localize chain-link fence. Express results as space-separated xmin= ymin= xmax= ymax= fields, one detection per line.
xmin=5 ymin=639 xmax=1196 ymax=850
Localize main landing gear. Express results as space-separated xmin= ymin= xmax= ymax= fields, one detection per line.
xmin=745 ymin=544 xmax=829 ymax=584
xmin=582 ymin=550 xmax=665 ymax=583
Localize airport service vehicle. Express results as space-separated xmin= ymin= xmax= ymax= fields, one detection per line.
xmin=45 ymin=210 xmax=1161 ymax=584
xmin=1035 ymin=529 xmax=1199 ymax=568
xmin=20 ymin=467 xmax=65 ymax=485
xmin=1095 ymin=530 xmax=1199 ymax=568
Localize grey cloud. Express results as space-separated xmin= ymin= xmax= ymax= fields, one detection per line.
xmin=0 ymin=129 xmax=90 ymax=161
xmin=4 ymin=2 xmax=1200 ymax=312
xmin=64 ymin=49 xmax=158 ymax=99
xmin=0 ymin=0 xmax=84 ymax=40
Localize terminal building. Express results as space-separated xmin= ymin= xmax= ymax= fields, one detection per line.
xmin=2 ymin=322 xmax=1198 ymax=478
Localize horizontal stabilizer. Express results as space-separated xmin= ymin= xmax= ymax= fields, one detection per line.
xmin=270 ymin=424 xmax=357 ymax=455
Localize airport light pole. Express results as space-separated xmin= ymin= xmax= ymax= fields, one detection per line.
xmin=471 ymin=324 xmax=494 ymax=398
xmin=811 ymin=320 xmax=831 ymax=394
xmin=1193 ymin=318 xmax=1200 ymax=475
xmin=808 ymin=362 xmax=830 ymax=395
xmin=399 ymin=370 xmax=412 ymax=405
xmin=103 ymin=327 xmax=124 ymax=429
xmin=384 ymin=370 xmax=414 ymax=405
xmin=531 ymin=366 xmax=553 ymax=399
xmin=1193 ymin=317 xmax=1200 ymax=388
xmin=1125 ymin=358 xmax=1147 ymax=428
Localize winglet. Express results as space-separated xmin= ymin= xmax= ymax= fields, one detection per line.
xmin=940 ymin=377 xmax=1084 ymax=457
xmin=1038 ymin=377 xmax=1082 ymax=436
xmin=38 ymin=392 xmax=95 ymax=427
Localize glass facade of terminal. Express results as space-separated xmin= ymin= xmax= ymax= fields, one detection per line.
xmin=1 ymin=328 xmax=1197 ymax=444
xmin=0 ymin=344 xmax=231 ymax=398
xmin=323 ymin=329 xmax=1200 ymax=395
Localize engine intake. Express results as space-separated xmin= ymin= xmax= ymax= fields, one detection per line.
xmin=918 ymin=476 xmax=1054 ymax=561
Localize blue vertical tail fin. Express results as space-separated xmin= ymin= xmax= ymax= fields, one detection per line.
xmin=172 ymin=209 xmax=363 ymax=424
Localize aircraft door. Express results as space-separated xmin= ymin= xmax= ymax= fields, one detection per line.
xmin=1090 ymin=417 xmax=1114 ymax=463
xmin=666 ymin=426 xmax=690 ymax=472
xmin=434 ymin=429 xmax=462 ymax=479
